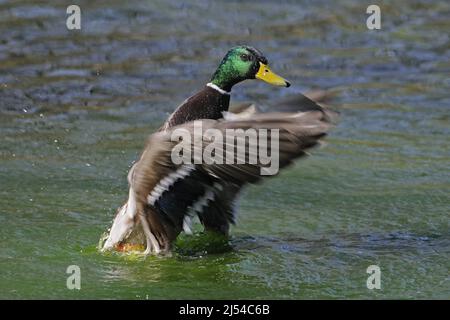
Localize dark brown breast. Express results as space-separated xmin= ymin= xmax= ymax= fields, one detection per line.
xmin=162 ymin=86 xmax=230 ymax=130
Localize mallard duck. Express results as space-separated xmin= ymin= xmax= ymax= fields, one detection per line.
xmin=101 ymin=46 xmax=336 ymax=254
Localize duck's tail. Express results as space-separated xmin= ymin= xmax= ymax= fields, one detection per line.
xmin=101 ymin=186 xmax=140 ymax=252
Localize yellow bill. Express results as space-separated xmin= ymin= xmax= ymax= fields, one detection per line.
xmin=255 ymin=62 xmax=291 ymax=87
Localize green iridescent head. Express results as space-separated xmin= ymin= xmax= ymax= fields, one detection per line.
xmin=210 ymin=45 xmax=290 ymax=92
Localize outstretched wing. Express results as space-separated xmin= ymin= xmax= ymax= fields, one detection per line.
xmin=130 ymin=109 xmax=336 ymax=235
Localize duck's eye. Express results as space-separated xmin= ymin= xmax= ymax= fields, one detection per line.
xmin=240 ymin=54 xmax=250 ymax=61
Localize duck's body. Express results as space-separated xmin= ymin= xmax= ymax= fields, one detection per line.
xmin=101 ymin=46 xmax=335 ymax=255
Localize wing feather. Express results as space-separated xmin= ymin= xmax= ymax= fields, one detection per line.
xmin=129 ymin=109 xmax=337 ymax=234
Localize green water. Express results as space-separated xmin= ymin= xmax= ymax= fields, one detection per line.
xmin=0 ymin=0 xmax=449 ymax=299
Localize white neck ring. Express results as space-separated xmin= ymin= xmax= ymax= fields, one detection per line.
xmin=206 ymin=82 xmax=230 ymax=95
